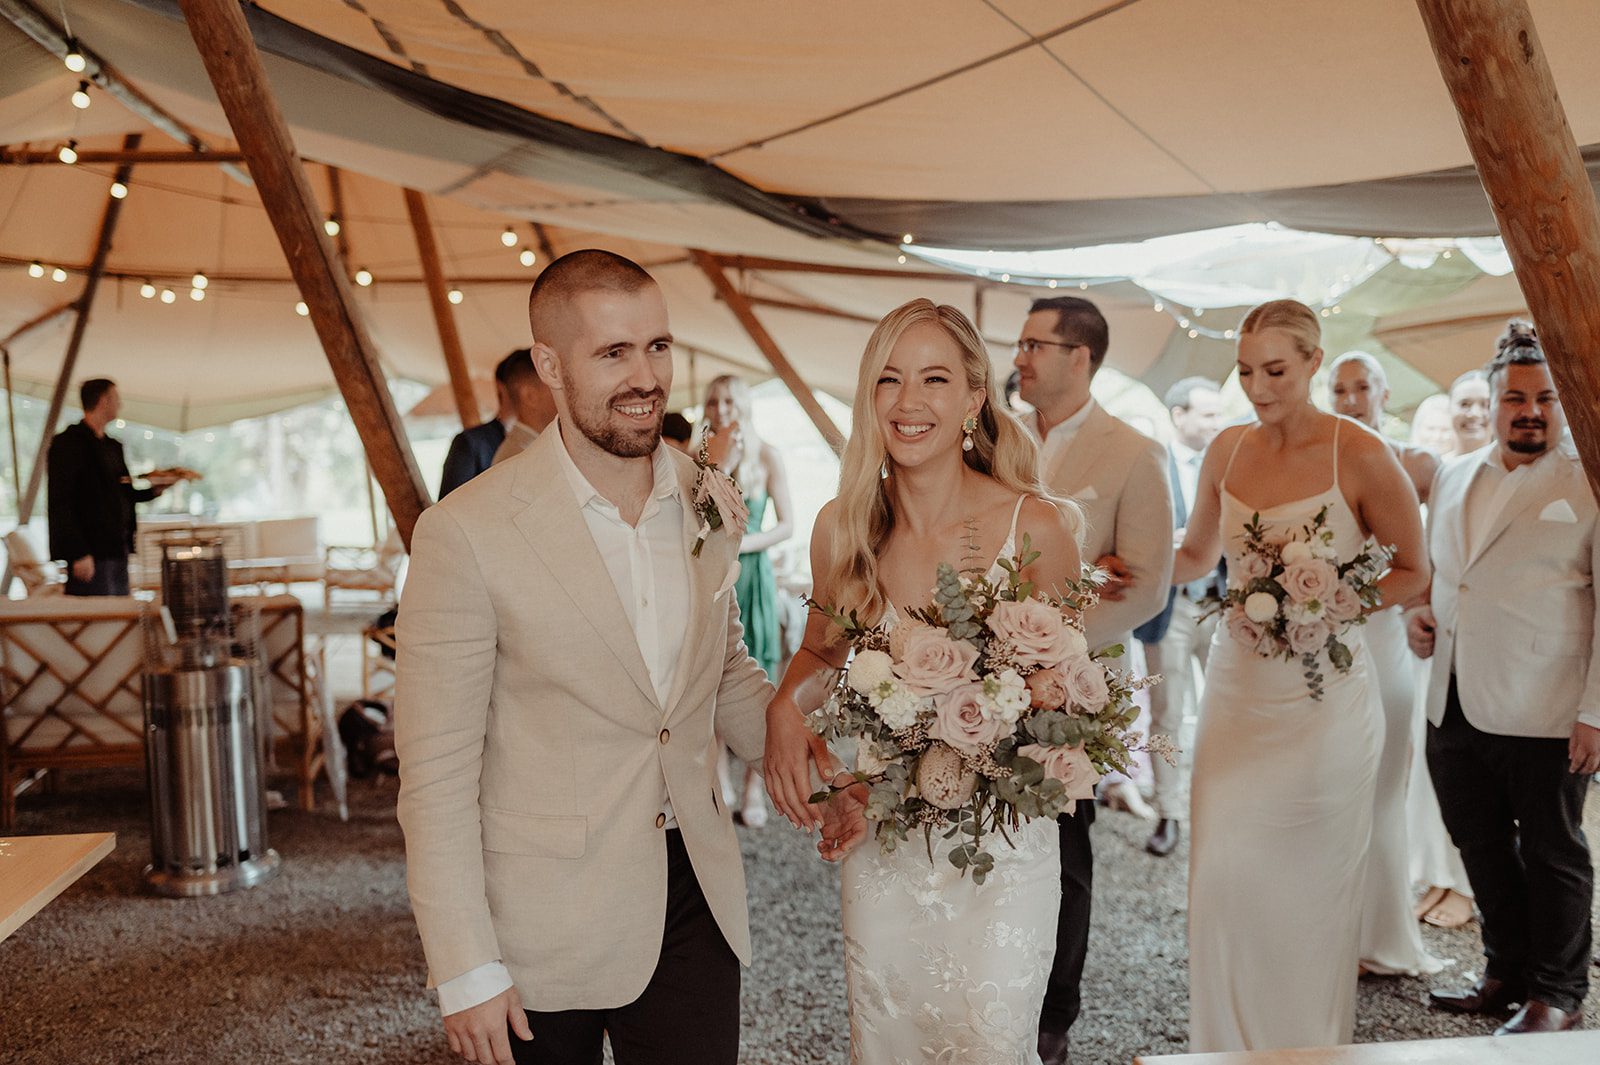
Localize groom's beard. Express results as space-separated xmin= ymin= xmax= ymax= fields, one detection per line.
xmin=566 ymin=378 xmax=666 ymax=458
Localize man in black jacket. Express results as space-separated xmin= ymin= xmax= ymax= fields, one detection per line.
xmin=437 ymin=350 xmax=525 ymax=498
xmin=46 ymin=378 xmax=164 ymax=596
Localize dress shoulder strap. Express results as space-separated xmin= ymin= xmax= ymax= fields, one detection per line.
xmin=1331 ymin=416 xmax=1343 ymax=490
xmin=1006 ymin=494 xmax=1027 ymax=546
xmin=1218 ymin=427 xmax=1250 ymax=492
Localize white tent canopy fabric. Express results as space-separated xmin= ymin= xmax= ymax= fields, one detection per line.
xmin=0 ymin=0 xmax=1578 ymax=430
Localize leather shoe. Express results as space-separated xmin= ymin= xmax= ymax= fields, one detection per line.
xmin=1146 ymin=818 xmax=1181 ymax=856
xmin=1429 ymin=975 xmax=1525 ymax=1015
xmin=1037 ymin=1029 xmax=1071 ymax=1065
xmin=1495 ymin=1000 xmax=1580 ymax=1035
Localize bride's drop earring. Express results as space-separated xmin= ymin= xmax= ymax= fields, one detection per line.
xmin=962 ymin=416 xmax=977 ymax=452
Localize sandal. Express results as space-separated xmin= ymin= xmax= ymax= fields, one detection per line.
xmin=1413 ymin=885 xmax=1449 ymax=921
xmin=1423 ymin=889 xmax=1476 ymax=929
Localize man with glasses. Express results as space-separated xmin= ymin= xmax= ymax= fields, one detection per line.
xmin=1015 ymin=296 xmax=1174 ymax=1065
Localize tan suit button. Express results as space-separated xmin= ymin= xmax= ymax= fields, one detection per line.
xmin=654 ymin=812 xmax=667 ymax=829
xmin=1459 ymin=583 xmax=1469 ymax=593
xmin=659 ymin=728 xmax=670 ymax=744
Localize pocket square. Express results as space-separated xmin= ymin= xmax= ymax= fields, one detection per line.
xmin=1073 ymin=485 xmax=1099 ymax=502
xmin=715 ymin=559 xmax=741 ymax=600
xmin=1539 ymin=498 xmax=1579 ymax=524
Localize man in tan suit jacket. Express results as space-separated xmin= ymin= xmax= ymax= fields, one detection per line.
xmin=1014 ymin=296 xmax=1174 ymax=1065
xmin=396 ymin=251 xmax=773 ymax=1065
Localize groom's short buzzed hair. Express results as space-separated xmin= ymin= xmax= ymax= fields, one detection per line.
xmin=528 ymin=249 xmax=655 ymax=345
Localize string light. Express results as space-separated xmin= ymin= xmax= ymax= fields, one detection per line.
xmin=191 ymin=272 xmax=208 ymax=290
xmin=109 ymin=181 xmax=128 ymax=200
xmin=140 ymin=281 xmax=156 ymax=299
xmin=1047 ymin=280 xmax=1058 ymax=289
xmin=190 ymin=288 xmax=205 ymax=302
xmin=447 ymin=288 xmax=464 ymax=305
xmin=1078 ymin=281 xmax=1088 ymax=290
xmin=160 ymin=288 xmax=176 ymax=304
xmin=999 ymin=273 xmax=1010 ymax=283
xmin=1187 ymin=329 xmax=1199 ymax=339
xmin=294 ymin=301 xmax=309 ymax=316
xmin=500 ymin=226 xmax=517 ymax=248
xmin=58 ymin=140 xmax=78 ymax=165
xmin=1153 ymin=301 xmax=1164 ymax=313
xmin=901 ymin=233 xmax=914 ymax=244
xmin=71 ymin=81 xmax=91 ymax=110
xmin=518 ymin=248 xmax=536 ymax=268
xmin=51 ymin=267 xmax=67 ymax=283
xmin=354 ymin=267 xmax=373 ymax=287
xmin=323 ymin=215 xmax=341 ymax=237
xmin=63 ymin=40 xmax=86 ymax=73
xmin=896 ymin=254 xmax=906 ymax=264
xmin=27 ymin=262 xmax=44 ymax=278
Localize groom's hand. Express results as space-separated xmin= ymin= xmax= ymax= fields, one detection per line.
xmin=817 ymin=781 xmax=869 ymax=862
xmin=443 ymin=987 xmax=533 ymax=1064
xmin=765 ymin=699 xmax=830 ymax=829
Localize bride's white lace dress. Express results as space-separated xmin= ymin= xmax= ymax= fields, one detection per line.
xmin=840 ymin=498 xmax=1061 ymax=1064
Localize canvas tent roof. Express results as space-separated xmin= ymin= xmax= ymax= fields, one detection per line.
xmin=0 ymin=0 xmax=1586 ymax=430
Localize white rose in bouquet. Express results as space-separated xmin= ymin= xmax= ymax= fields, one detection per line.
xmin=1281 ymin=540 xmax=1314 ymax=565
xmin=847 ymin=649 xmax=895 ymax=694
xmin=1244 ymin=591 xmax=1280 ymax=623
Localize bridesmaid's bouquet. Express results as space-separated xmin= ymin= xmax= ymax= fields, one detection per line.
xmin=1213 ymin=506 xmax=1392 ymax=700
xmin=806 ymin=539 xmax=1157 ymax=882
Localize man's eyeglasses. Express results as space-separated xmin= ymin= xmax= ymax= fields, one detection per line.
xmin=1014 ymin=337 xmax=1085 ymax=357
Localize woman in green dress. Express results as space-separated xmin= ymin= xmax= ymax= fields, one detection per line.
xmin=702 ymin=375 xmax=793 ymax=827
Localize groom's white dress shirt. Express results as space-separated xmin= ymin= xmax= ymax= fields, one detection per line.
xmin=436 ymin=430 xmax=691 ymax=1015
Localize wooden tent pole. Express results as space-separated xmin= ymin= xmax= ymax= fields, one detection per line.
xmin=16 ymin=135 xmax=141 ymax=526
xmin=3 ymin=348 xmax=21 ymax=508
xmin=691 ymin=249 xmax=845 ymax=452
xmin=1416 ymin=0 xmax=1600 ymax=497
xmin=403 ymin=188 xmax=479 ymax=429
xmin=0 ymin=299 xmax=78 ymax=349
xmin=178 ymin=0 xmax=430 ymax=546
xmin=0 ymin=149 xmax=248 ymax=166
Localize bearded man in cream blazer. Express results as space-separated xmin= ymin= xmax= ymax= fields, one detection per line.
xmin=1409 ymin=328 xmax=1600 ymax=1037
xmin=1013 ymin=296 xmax=1174 ymax=1065
xmin=396 ymin=250 xmax=773 ymax=1065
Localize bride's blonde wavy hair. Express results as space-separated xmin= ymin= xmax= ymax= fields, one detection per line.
xmin=821 ymin=298 xmax=1077 ymax=626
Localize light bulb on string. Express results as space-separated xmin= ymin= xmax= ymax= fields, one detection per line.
xmin=71 ymin=81 xmax=91 ymax=110
xmin=1047 ymin=279 xmax=1058 ymax=289
xmin=58 ymin=140 xmax=78 ymax=165
xmin=1000 ymin=273 xmax=1010 ymax=283
xmin=896 ymin=254 xmax=906 ymax=264
xmin=901 ymin=233 xmax=914 ymax=244
xmin=27 ymin=262 xmax=44 ymax=278
xmin=51 ymin=267 xmax=67 ymax=283
xmin=109 ymin=181 xmax=128 ymax=200
xmin=140 ymin=281 xmax=156 ymax=299
xmin=190 ymin=288 xmax=205 ymax=302
xmin=63 ymin=40 xmax=86 ymax=73
xmin=500 ymin=227 xmax=517 ymax=248
xmin=1078 ymin=281 xmax=1088 ymax=290
xmin=354 ymin=268 xmax=373 ymax=287
xmin=1187 ymin=329 xmax=1199 ymax=339
xmin=518 ymin=248 xmax=535 ymax=268
xmin=191 ymin=272 xmax=208 ymax=291
xmin=448 ymin=288 xmax=464 ymax=305
xmin=294 ymin=301 xmax=309 ymax=317
xmin=160 ymin=288 xmax=176 ymax=304
xmin=323 ymin=215 xmax=341 ymax=237
xmin=1153 ymin=301 xmax=1164 ymax=313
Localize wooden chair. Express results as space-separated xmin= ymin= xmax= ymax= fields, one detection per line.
xmin=322 ymin=527 xmax=404 ymax=608
xmin=3 ymin=528 xmax=65 ymax=597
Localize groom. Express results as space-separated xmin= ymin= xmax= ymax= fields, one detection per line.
xmin=396 ymin=249 xmax=774 ymax=1065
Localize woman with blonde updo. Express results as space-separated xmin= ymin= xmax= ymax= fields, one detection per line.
xmin=763 ymin=298 xmax=1081 ymax=1061
xmin=1170 ymin=299 xmax=1430 ymax=1052
xmin=700 ymin=374 xmax=793 ymax=826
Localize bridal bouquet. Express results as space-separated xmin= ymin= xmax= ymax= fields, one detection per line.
xmin=806 ymin=539 xmax=1157 ymax=882
xmin=1214 ymin=506 xmax=1392 ymax=700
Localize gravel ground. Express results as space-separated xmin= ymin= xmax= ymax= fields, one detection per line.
xmin=3 ymin=770 xmax=1596 ymax=1064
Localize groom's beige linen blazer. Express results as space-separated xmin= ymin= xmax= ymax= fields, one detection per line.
xmin=1422 ymin=436 xmax=1600 ymax=737
xmin=395 ymin=427 xmax=774 ymax=1011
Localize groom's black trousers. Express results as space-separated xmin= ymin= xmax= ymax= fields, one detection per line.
xmin=511 ymin=830 xmax=740 ymax=1065
xmin=1040 ymin=798 xmax=1094 ymax=1035
xmin=1428 ymin=675 xmax=1593 ymax=1013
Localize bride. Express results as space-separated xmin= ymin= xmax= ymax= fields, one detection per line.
xmin=763 ymin=298 xmax=1081 ymax=1062
xmin=1171 ymin=299 xmax=1429 ymax=1052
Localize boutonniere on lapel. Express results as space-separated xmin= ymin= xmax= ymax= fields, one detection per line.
xmin=691 ymin=441 xmax=748 ymax=557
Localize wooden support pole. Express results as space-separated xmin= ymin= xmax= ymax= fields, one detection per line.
xmin=691 ymin=249 xmax=845 ymax=452
xmin=178 ymin=0 xmax=430 ymax=545
xmin=403 ymin=188 xmax=480 ymax=429
xmin=0 ymin=149 xmax=248 ymax=166
xmin=0 ymin=300 xmax=77 ymax=350
xmin=1416 ymin=0 xmax=1600 ymax=497
xmin=16 ymin=135 xmax=141 ymax=526
xmin=719 ymin=254 xmax=960 ymax=283
xmin=326 ymin=165 xmax=353 ymax=266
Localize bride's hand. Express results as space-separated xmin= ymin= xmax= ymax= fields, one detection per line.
xmin=764 ymin=697 xmax=831 ymax=830
xmin=817 ymin=778 xmax=869 ymax=862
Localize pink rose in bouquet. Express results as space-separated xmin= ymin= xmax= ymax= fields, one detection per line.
xmin=1025 ymin=667 xmax=1069 ymax=710
xmin=1061 ymin=654 xmax=1110 ymax=714
xmin=1325 ymin=583 xmax=1363 ymax=623
xmin=1286 ymin=620 xmax=1332 ymax=656
xmin=929 ymin=682 xmax=1008 ymax=753
xmin=1018 ymin=743 xmax=1100 ymax=803
xmin=1226 ymin=605 xmax=1273 ymax=655
xmin=1281 ymin=558 xmax=1339 ymax=604
xmin=987 ymin=598 xmax=1078 ymax=668
xmin=1234 ymin=550 xmax=1273 ymax=583
xmin=893 ymin=623 xmax=981 ymax=696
